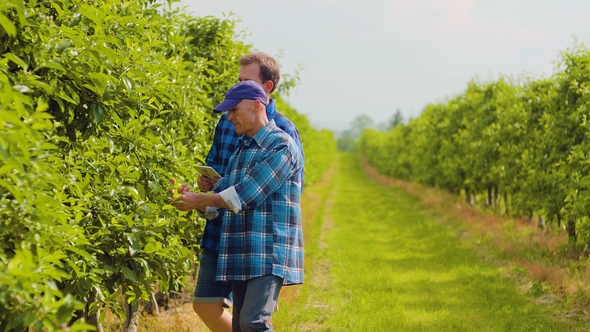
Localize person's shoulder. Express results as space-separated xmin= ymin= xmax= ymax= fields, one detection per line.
xmin=272 ymin=111 xmax=299 ymax=134
xmin=272 ymin=111 xmax=292 ymax=125
xmin=265 ymin=121 xmax=292 ymax=143
xmin=264 ymin=124 xmax=302 ymax=163
xmin=267 ymin=125 xmax=299 ymax=154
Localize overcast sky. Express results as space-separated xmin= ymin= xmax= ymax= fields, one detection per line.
xmin=175 ymin=0 xmax=590 ymax=132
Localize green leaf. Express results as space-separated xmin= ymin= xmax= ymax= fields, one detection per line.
xmin=89 ymin=77 xmax=105 ymax=96
xmin=0 ymin=160 xmax=16 ymax=176
xmin=65 ymin=69 xmax=83 ymax=85
xmin=28 ymin=80 xmax=53 ymax=93
xmin=92 ymin=103 xmax=104 ymax=124
xmin=4 ymin=53 xmax=27 ymax=70
xmin=56 ymin=40 xmax=73 ymax=54
xmin=50 ymin=1 xmax=65 ymax=16
xmin=0 ymin=179 xmax=21 ymax=200
xmin=69 ymin=323 xmax=98 ymax=331
xmin=66 ymin=246 xmax=95 ymax=262
xmin=122 ymin=78 xmax=133 ymax=92
xmin=38 ymin=61 xmax=66 ymax=72
xmin=40 ymin=142 xmax=60 ymax=150
xmin=120 ymin=265 xmax=138 ymax=282
xmin=143 ymin=242 xmax=161 ymax=254
xmin=79 ymin=5 xmax=102 ymax=25
xmin=148 ymin=180 xmax=160 ymax=193
xmin=0 ymin=14 xmax=16 ymax=37
xmin=36 ymin=97 xmax=49 ymax=112
xmin=137 ymin=184 xmax=146 ymax=200
xmin=69 ymin=13 xmax=82 ymax=27
xmin=135 ymin=258 xmax=151 ymax=278
xmin=58 ymin=89 xmax=77 ymax=104
xmin=127 ymin=233 xmax=140 ymax=255
xmin=127 ymin=186 xmax=141 ymax=200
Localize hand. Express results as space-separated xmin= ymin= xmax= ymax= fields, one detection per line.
xmin=168 ymin=178 xmax=193 ymax=210
xmin=211 ymin=176 xmax=220 ymax=186
xmin=197 ymin=174 xmax=213 ymax=192
xmin=170 ymin=192 xmax=205 ymax=212
xmin=169 ymin=178 xmax=191 ymax=196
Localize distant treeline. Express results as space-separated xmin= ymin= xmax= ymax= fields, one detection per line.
xmin=360 ymin=42 xmax=590 ymax=247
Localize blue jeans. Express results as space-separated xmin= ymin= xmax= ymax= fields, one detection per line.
xmin=231 ymin=275 xmax=283 ymax=332
xmin=193 ymin=249 xmax=232 ymax=305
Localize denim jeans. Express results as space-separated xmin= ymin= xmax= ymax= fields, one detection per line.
xmin=231 ymin=275 xmax=283 ymax=332
xmin=193 ymin=249 xmax=232 ymax=304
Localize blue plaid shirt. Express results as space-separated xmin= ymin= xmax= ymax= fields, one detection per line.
xmin=214 ymin=120 xmax=304 ymax=285
xmin=200 ymin=100 xmax=303 ymax=251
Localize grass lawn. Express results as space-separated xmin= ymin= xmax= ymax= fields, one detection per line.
xmin=274 ymin=152 xmax=588 ymax=331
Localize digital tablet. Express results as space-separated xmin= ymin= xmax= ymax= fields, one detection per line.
xmin=195 ymin=165 xmax=221 ymax=179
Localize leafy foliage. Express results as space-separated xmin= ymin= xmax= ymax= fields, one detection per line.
xmin=359 ymin=42 xmax=590 ymax=247
xmin=0 ymin=0 xmax=335 ymax=329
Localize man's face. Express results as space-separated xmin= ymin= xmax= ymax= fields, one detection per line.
xmin=238 ymin=63 xmax=271 ymax=96
xmin=227 ymin=99 xmax=258 ymax=137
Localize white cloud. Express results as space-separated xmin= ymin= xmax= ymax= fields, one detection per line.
xmin=389 ymin=0 xmax=474 ymax=27
xmin=386 ymin=0 xmax=545 ymax=47
xmin=389 ymin=0 xmax=427 ymax=15
xmin=429 ymin=0 xmax=475 ymax=29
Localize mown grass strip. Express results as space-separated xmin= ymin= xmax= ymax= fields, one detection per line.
xmin=276 ymin=152 xmax=587 ymax=331
xmin=274 ymin=152 xmax=339 ymax=331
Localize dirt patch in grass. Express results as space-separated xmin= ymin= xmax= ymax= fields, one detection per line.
xmin=101 ymin=286 xmax=207 ymax=332
xmin=108 ymin=302 xmax=206 ymax=332
xmin=360 ymin=154 xmax=590 ymax=318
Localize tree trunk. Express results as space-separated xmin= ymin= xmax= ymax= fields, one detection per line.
xmin=566 ymin=220 xmax=577 ymax=244
xmin=87 ymin=310 xmax=104 ymax=332
xmin=493 ymin=185 xmax=499 ymax=210
xmin=149 ymin=292 xmax=160 ymax=315
xmin=465 ymin=188 xmax=473 ymax=206
xmin=68 ymin=292 xmax=103 ymax=332
xmin=122 ymin=297 xmax=139 ymax=332
xmin=537 ymin=215 xmax=545 ymax=230
xmin=486 ymin=186 xmax=493 ymax=207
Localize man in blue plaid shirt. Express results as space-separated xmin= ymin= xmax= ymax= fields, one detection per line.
xmin=173 ymin=80 xmax=303 ymax=332
xmin=181 ymin=53 xmax=303 ymax=332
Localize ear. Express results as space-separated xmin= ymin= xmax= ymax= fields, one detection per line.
xmin=254 ymin=100 xmax=264 ymax=113
xmin=263 ymin=80 xmax=274 ymax=94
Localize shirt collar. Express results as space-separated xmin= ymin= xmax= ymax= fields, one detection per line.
xmin=239 ymin=120 xmax=277 ymax=148
xmin=265 ymin=99 xmax=277 ymax=118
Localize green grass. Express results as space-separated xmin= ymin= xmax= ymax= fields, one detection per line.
xmin=275 ymin=152 xmax=587 ymax=331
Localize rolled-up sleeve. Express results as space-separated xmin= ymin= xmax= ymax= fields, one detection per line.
xmin=219 ymin=186 xmax=241 ymax=213
xmin=195 ymin=206 xmax=219 ymax=220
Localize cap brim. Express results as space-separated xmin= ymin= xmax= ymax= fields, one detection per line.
xmin=213 ymin=98 xmax=240 ymax=113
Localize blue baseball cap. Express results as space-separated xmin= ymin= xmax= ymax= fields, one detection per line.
xmin=213 ymin=81 xmax=267 ymax=113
